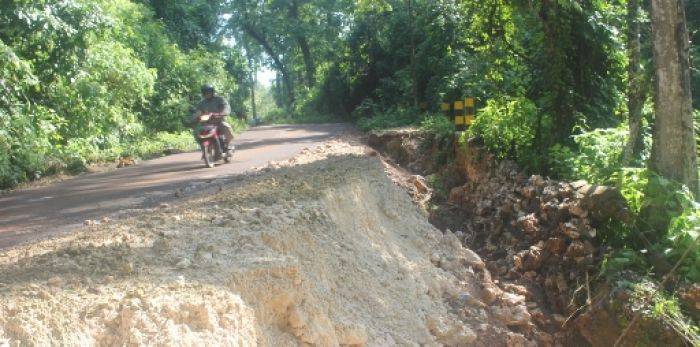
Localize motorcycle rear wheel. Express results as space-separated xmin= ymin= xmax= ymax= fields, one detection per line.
xmin=224 ymin=144 xmax=235 ymax=163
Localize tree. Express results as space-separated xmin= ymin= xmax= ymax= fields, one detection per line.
xmin=138 ymin=0 xmax=222 ymax=50
xmin=225 ymin=0 xmax=296 ymax=107
xmin=623 ymin=0 xmax=648 ymax=164
xmin=649 ymin=0 xmax=698 ymax=197
xmin=288 ymin=0 xmax=316 ymax=88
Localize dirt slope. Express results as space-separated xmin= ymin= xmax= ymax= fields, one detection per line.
xmin=0 ymin=139 xmax=525 ymax=346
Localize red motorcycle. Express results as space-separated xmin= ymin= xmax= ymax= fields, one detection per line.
xmin=195 ymin=113 xmax=231 ymax=168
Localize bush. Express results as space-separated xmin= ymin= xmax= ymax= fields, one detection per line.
xmin=666 ymin=204 xmax=700 ymax=282
xmin=420 ymin=114 xmax=455 ymax=141
xmin=549 ymin=126 xmax=630 ymax=184
xmin=467 ymin=96 xmax=540 ymax=168
xmin=123 ymin=131 xmax=197 ymax=158
xmin=598 ymin=168 xmax=699 ymax=283
xmin=262 ymin=109 xmax=336 ymax=125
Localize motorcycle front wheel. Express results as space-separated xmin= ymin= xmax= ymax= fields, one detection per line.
xmin=203 ymin=143 xmax=215 ymax=168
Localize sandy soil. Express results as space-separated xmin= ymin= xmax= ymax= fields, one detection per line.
xmin=0 ymin=138 xmax=519 ymax=346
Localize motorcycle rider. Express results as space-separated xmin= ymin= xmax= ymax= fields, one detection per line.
xmin=191 ymin=84 xmax=235 ymax=153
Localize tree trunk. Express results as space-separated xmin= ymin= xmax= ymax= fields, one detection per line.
xmin=243 ymin=23 xmax=295 ymax=107
xmin=243 ymin=39 xmax=258 ymax=122
xmin=297 ymin=36 xmax=316 ymax=87
xmin=649 ymin=0 xmax=698 ymax=197
xmin=539 ymin=0 xmax=575 ymax=148
xmin=408 ymin=0 xmax=418 ymax=107
xmin=250 ymin=59 xmax=257 ymax=121
xmin=289 ymin=0 xmax=316 ymax=88
xmin=623 ymin=0 xmax=647 ymax=164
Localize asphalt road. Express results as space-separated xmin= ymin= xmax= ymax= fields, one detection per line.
xmin=0 ymin=123 xmax=351 ymax=249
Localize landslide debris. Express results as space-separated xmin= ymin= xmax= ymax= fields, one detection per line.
xmin=368 ymin=128 xmax=696 ymax=346
xmin=0 ymin=139 xmax=527 ymax=346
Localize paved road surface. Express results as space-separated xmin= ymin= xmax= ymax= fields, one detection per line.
xmin=0 ymin=124 xmax=351 ymax=249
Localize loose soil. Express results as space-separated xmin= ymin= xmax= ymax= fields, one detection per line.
xmin=0 ymin=137 xmax=534 ymax=346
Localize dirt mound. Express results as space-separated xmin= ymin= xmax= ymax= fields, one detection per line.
xmin=0 ymin=140 xmax=521 ymax=346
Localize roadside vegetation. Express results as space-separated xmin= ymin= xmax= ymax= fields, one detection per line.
xmin=0 ymin=0 xmax=249 ymax=189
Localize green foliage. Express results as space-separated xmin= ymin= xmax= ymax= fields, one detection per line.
xmin=0 ymin=40 xmax=61 ymax=187
xmin=666 ymin=204 xmax=700 ymax=282
xmin=467 ymin=97 xmax=540 ymax=168
xmin=0 ymin=0 xmax=248 ymax=189
xmin=277 ymin=0 xmax=627 ymax=148
xmin=597 ymin=168 xmax=699 ymax=283
xmin=625 ymin=280 xmax=700 ymax=344
xmin=551 ymin=125 xmax=699 ymax=283
xmin=420 ymin=114 xmax=455 ymax=141
xmin=426 ymin=173 xmax=449 ymax=202
xmin=137 ymin=0 xmax=222 ymax=50
xmin=356 ymin=106 xmax=422 ymax=132
xmin=263 ymin=109 xmax=335 ymax=125
xmin=600 ymin=248 xmax=649 ymax=275
xmin=549 ymin=127 xmax=630 ymax=184
xmin=122 ymin=131 xmax=197 ymax=159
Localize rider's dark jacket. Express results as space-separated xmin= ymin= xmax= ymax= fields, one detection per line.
xmin=191 ymin=95 xmax=230 ymax=123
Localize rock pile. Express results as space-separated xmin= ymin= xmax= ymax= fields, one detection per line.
xmin=437 ymin=142 xmax=631 ymax=341
xmin=368 ymin=131 xmax=632 ymax=344
xmin=445 ymin=166 xmax=627 ymax=312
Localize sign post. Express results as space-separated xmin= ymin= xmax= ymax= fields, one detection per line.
xmin=465 ymin=97 xmax=475 ymax=126
xmin=454 ymin=100 xmax=465 ymax=131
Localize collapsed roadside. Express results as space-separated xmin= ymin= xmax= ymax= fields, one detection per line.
xmin=368 ymin=127 xmax=699 ymax=346
xmin=2 ymin=135 xmax=541 ymax=346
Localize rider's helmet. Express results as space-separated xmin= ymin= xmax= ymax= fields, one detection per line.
xmin=201 ymin=84 xmax=215 ymax=95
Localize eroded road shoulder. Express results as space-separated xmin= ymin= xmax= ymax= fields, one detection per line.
xmin=0 ymin=137 xmax=511 ymax=346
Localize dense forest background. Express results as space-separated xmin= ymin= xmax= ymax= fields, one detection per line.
xmin=0 ymin=0 xmax=249 ymax=188
xmin=1 ymin=0 xmax=698 ymax=188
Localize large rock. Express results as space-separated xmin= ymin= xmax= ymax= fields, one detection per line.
xmin=573 ymin=181 xmax=630 ymax=223
xmin=513 ymin=245 xmax=544 ymax=271
xmin=492 ymin=305 xmax=532 ymax=327
xmin=426 ymin=316 xmax=477 ymax=346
